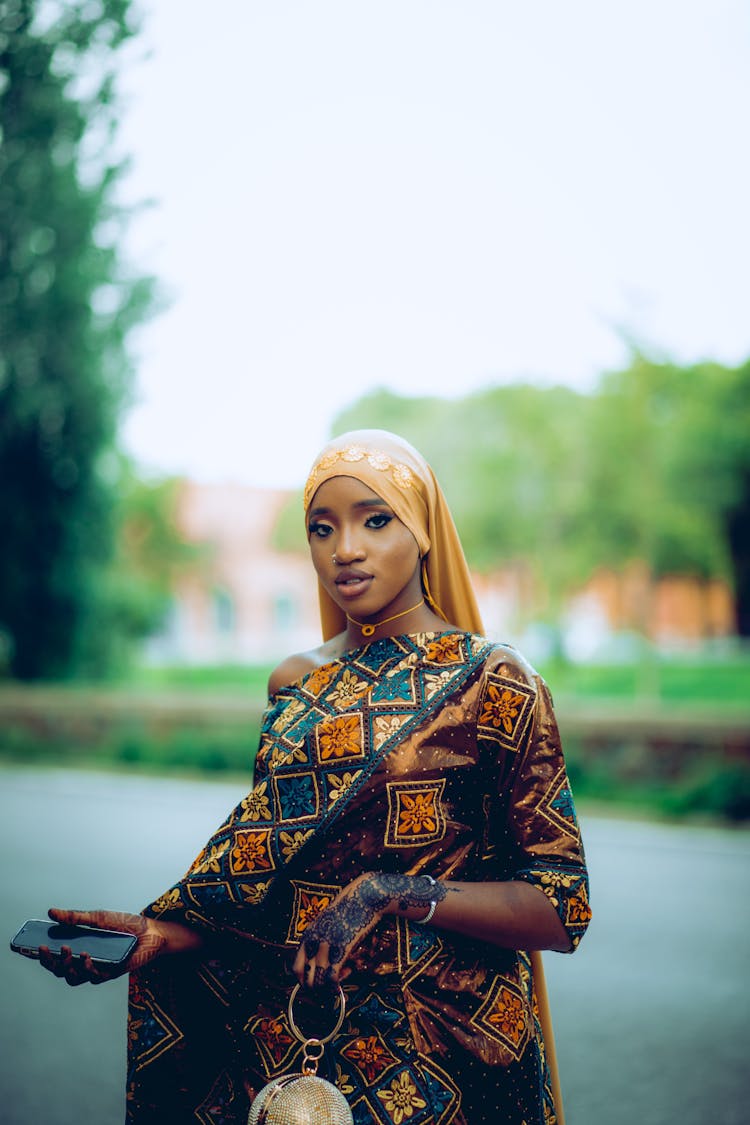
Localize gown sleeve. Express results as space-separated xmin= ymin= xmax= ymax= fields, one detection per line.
xmin=476 ymin=647 xmax=592 ymax=951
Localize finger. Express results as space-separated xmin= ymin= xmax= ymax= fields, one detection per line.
xmin=48 ymin=907 xmax=145 ymax=936
xmin=39 ymin=946 xmax=67 ymax=978
xmin=303 ymin=935 xmax=321 ymax=959
xmin=58 ymin=946 xmax=85 ymax=986
xmin=44 ymin=949 xmax=80 ymax=985
xmin=37 ymin=941 xmax=103 ymax=986
xmin=292 ymin=946 xmax=311 ymax=987
xmin=326 ymin=962 xmax=342 ymax=985
xmin=320 ymin=938 xmax=344 ymax=983
xmin=66 ymin=955 xmax=107 ymax=987
xmin=313 ymin=965 xmax=330 ymax=988
xmin=38 ymin=945 xmax=57 ymax=971
xmin=294 ymin=938 xmax=319 ymax=986
xmin=292 ymin=946 xmax=306 ymax=981
xmin=64 ymin=968 xmax=87 ymax=987
xmin=80 ymin=952 xmax=109 ymax=984
xmin=48 ymin=907 xmax=95 ymax=928
xmin=58 ymin=945 xmax=103 ymax=986
xmin=57 ymin=945 xmax=77 ymax=976
xmin=86 ymin=909 xmax=143 ymax=933
xmin=306 ymin=941 xmax=333 ymax=989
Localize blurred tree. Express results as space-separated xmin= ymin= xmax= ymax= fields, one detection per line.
xmin=722 ymin=362 xmax=750 ymax=635
xmin=665 ymin=359 xmax=750 ymax=635
xmin=584 ymin=356 xmax=750 ymax=632
xmin=87 ymin=465 xmax=206 ymax=674
xmin=0 ymin=0 xmax=154 ymax=678
xmin=271 ymin=487 xmax=307 ymax=555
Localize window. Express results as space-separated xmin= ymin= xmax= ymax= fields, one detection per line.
xmin=212 ymin=589 xmax=235 ymax=635
xmin=273 ymin=593 xmax=297 ymax=631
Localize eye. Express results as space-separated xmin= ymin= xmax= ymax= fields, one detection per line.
xmin=365 ymin=512 xmax=393 ymax=530
xmin=308 ymin=520 xmax=333 ymax=539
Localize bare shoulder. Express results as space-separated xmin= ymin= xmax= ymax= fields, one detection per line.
xmin=483 ymin=641 xmax=539 ymax=689
xmin=267 ymin=635 xmax=347 ymax=697
xmin=267 ymin=653 xmax=317 ymax=697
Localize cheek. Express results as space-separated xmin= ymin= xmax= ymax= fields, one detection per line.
xmin=392 ymin=532 xmax=420 ymax=573
xmin=308 ymin=537 xmax=330 ymax=576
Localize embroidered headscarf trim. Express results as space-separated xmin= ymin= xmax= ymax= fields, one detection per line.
xmin=304 ymin=429 xmax=484 ymax=641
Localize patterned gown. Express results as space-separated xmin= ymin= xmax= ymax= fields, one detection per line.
xmin=126 ymin=631 xmax=591 ymax=1124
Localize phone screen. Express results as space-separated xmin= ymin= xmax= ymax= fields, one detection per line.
xmin=10 ymin=920 xmax=137 ymax=965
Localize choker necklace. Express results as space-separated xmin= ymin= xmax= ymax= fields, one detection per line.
xmin=346 ymin=598 xmax=425 ymax=638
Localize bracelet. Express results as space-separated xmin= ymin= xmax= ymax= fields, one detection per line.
xmin=413 ymin=875 xmax=438 ymax=925
xmin=414 ymin=899 xmax=437 ymax=925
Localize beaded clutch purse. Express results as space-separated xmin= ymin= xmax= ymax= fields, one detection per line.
xmin=247 ymin=984 xmax=353 ymax=1125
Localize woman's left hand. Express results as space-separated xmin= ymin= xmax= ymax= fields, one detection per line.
xmin=292 ymin=873 xmax=389 ymax=988
xmin=292 ymin=871 xmax=444 ymax=988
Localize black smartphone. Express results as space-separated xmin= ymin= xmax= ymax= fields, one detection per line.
xmin=10 ymin=919 xmax=137 ymax=966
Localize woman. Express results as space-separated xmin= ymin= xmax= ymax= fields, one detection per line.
xmin=42 ymin=430 xmax=590 ymax=1124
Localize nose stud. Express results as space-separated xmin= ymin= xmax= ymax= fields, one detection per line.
xmin=332 ymin=553 xmax=337 ymax=564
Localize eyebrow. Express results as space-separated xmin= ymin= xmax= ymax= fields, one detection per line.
xmin=308 ymin=498 xmax=391 ymax=518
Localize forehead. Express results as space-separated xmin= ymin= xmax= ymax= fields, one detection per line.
xmin=308 ymin=475 xmax=388 ymax=513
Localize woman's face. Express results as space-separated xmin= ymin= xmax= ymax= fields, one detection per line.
xmin=307 ymin=475 xmax=422 ymax=622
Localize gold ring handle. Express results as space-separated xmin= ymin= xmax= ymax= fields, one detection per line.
xmin=287 ymin=982 xmax=346 ymax=1045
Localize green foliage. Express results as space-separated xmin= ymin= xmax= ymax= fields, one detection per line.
xmin=0 ymin=716 xmax=262 ymax=777
xmin=659 ymin=761 xmax=750 ymax=822
xmin=0 ymin=0 xmax=155 ymax=678
xmin=86 ymin=465 xmax=208 ymax=675
xmin=540 ymin=655 xmax=750 ymax=705
xmin=126 ymin=662 xmax=274 ymax=693
xmin=271 ymin=488 xmax=308 ymax=554
xmin=583 ymin=357 xmax=730 ymax=577
xmin=583 ymin=356 xmax=750 ymax=631
xmin=563 ymin=740 xmax=750 ymax=823
xmin=683 ymin=360 xmax=750 ymax=633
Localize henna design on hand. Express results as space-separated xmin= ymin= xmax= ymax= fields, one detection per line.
xmin=301 ymin=873 xmax=449 ymax=976
xmin=39 ymin=909 xmax=167 ymax=986
xmin=362 ymin=873 xmax=449 ymax=915
xmin=302 ymin=884 xmax=372 ymax=968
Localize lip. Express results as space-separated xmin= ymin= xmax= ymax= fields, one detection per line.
xmin=334 ymin=569 xmax=373 ymax=598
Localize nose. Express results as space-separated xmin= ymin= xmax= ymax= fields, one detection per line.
xmin=332 ymin=525 xmax=365 ymax=564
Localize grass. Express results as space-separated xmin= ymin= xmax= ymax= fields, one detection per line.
xmin=537 ymin=655 xmax=750 ymax=705
xmin=0 ymin=717 xmax=262 ymax=778
xmin=123 ymin=662 xmax=274 ymax=693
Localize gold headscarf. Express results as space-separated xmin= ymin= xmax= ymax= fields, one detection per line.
xmin=303 ymin=429 xmax=483 ymax=641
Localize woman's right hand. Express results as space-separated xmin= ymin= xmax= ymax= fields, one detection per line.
xmin=38 ymin=907 xmax=203 ymax=986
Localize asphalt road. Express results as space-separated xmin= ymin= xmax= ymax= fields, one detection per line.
xmin=1 ymin=766 xmax=748 ymax=1125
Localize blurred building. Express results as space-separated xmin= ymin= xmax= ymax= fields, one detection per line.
xmin=143 ymin=482 xmax=320 ymax=665
xmin=564 ymin=564 xmax=735 ymax=661
xmin=144 ymin=482 xmax=736 ymax=666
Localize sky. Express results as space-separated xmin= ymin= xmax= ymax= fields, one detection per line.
xmin=115 ymin=1 xmax=750 ymax=489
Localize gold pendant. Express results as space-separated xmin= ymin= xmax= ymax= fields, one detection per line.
xmin=361 ymin=624 xmax=376 ymax=637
